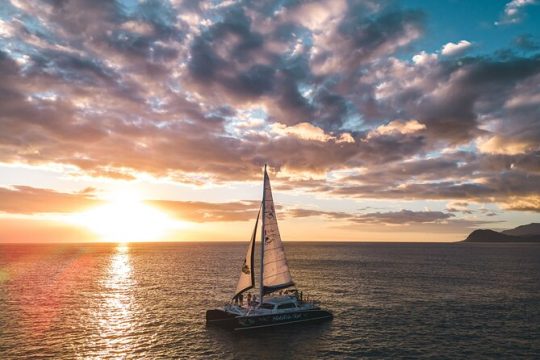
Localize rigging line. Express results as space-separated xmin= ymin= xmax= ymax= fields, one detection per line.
xmin=263 ymin=257 xmax=286 ymax=266
xmin=264 ymin=246 xmax=284 ymax=251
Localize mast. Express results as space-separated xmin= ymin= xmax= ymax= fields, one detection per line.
xmin=259 ymin=164 xmax=266 ymax=307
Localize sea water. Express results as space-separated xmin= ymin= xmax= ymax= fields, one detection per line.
xmin=1 ymin=242 xmax=539 ymax=358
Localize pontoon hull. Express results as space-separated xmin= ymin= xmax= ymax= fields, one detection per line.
xmin=206 ymin=308 xmax=333 ymax=330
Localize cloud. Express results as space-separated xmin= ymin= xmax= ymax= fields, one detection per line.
xmin=0 ymin=184 xmax=262 ymax=222
xmin=496 ymin=0 xmax=537 ymax=25
xmin=501 ymin=195 xmax=540 ymax=212
xmin=271 ymin=122 xmax=354 ymax=143
xmin=0 ymin=184 xmax=491 ymax=227
xmin=441 ymin=40 xmax=472 ymax=56
xmin=446 ymin=201 xmax=473 ymax=214
xmin=149 ymin=199 xmax=261 ymax=222
xmin=285 ymin=0 xmax=348 ymax=32
xmin=412 ymin=51 xmax=437 ymax=65
xmin=286 ymin=208 xmax=351 ymax=219
xmin=310 ymin=9 xmax=425 ymax=76
xmin=366 ymin=53 xmax=540 ymax=145
xmin=367 ymin=119 xmax=426 ymax=139
xmin=0 ymin=181 xmax=527 ymax=239
xmin=286 ymin=207 xmax=460 ymax=226
xmin=0 ymin=0 xmax=539 ymax=216
xmin=476 ymin=135 xmax=536 ymax=155
xmin=353 ymin=210 xmax=454 ymax=224
xmin=505 ymin=88 xmax=540 ymax=108
xmin=514 ymin=34 xmax=540 ymax=50
xmin=0 ymin=186 xmax=100 ymax=214
xmin=329 ymin=164 xmax=540 ymax=213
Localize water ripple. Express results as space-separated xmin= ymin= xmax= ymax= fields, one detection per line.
xmin=1 ymin=242 xmax=539 ymax=358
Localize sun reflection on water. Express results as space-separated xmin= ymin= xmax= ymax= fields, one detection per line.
xmin=96 ymin=243 xmax=136 ymax=356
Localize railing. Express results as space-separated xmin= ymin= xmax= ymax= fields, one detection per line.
xmin=282 ymin=290 xmax=321 ymax=308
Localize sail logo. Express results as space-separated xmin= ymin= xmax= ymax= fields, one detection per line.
xmin=264 ymin=228 xmax=274 ymax=244
xmin=241 ymin=260 xmax=250 ymax=274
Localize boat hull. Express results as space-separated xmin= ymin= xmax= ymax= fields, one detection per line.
xmin=206 ymin=308 xmax=333 ymax=330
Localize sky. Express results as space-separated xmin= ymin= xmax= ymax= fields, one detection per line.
xmin=0 ymin=0 xmax=539 ymax=243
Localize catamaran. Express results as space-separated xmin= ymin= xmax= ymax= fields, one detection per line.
xmin=206 ymin=165 xmax=333 ymax=330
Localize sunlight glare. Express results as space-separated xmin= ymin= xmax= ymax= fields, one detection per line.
xmin=69 ymin=192 xmax=183 ymax=242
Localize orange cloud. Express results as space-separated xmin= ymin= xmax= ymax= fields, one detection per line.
xmin=0 ymin=186 xmax=101 ymax=214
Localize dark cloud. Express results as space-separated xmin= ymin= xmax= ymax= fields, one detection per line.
xmin=333 ymin=169 xmax=540 ymax=202
xmin=354 ymin=53 xmax=540 ymax=146
xmin=267 ymin=72 xmax=314 ymax=126
xmin=284 ymin=206 xmax=464 ymax=226
xmin=339 ymin=10 xmax=425 ymax=58
xmin=514 ymin=34 xmax=540 ymax=51
xmin=188 ymin=35 xmax=225 ymax=82
xmin=236 ymin=64 xmax=276 ymax=96
xmin=310 ymin=8 xmax=425 ymax=76
xmin=312 ymin=88 xmax=349 ymax=130
xmin=415 ymin=56 xmax=540 ymax=143
xmin=187 ymin=6 xmax=270 ymax=96
xmin=107 ymin=30 xmax=180 ymax=61
xmin=132 ymin=0 xmax=178 ymax=35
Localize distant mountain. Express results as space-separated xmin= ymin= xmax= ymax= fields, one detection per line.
xmin=501 ymin=223 xmax=540 ymax=236
xmin=464 ymin=223 xmax=540 ymax=242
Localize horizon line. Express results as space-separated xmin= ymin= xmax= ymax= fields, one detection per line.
xmin=0 ymin=239 xmax=468 ymax=245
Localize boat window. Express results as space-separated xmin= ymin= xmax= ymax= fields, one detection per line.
xmin=277 ymin=302 xmax=296 ymax=309
xmin=260 ymin=303 xmax=274 ymax=310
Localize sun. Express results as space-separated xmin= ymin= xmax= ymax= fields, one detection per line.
xmin=68 ymin=192 xmax=181 ymax=242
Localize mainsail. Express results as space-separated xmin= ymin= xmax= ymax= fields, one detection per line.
xmin=233 ymin=208 xmax=260 ymax=299
xmin=261 ymin=167 xmax=294 ymax=295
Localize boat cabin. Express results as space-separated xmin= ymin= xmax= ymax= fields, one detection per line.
xmin=258 ymin=295 xmax=300 ymax=312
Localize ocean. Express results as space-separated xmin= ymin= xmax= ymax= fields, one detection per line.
xmin=1 ymin=242 xmax=539 ymax=359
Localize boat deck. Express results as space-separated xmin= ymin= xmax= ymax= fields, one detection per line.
xmin=223 ymin=294 xmax=319 ymax=317
xmin=206 ymin=295 xmax=332 ymax=330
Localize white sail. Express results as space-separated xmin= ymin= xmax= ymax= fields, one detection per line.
xmin=261 ymin=167 xmax=294 ymax=295
xmin=233 ymin=208 xmax=260 ymax=299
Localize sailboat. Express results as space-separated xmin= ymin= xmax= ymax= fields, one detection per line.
xmin=206 ymin=165 xmax=333 ymax=330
